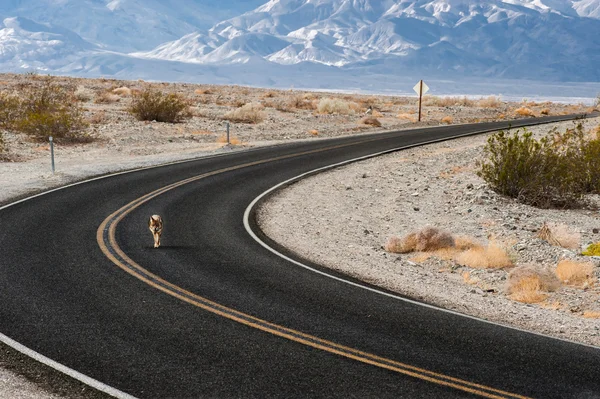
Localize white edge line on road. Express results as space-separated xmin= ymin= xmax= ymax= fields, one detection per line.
xmin=243 ymin=125 xmax=600 ymax=352
xmin=0 ymin=332 xmax=137 ymax=399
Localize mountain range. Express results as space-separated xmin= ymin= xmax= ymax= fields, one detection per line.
xmin=0 ymin=0 xmax=599 ymax=99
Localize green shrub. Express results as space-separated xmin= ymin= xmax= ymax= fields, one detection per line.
xmin=0 ymin=80 xmax=89 ymax=143
xmin=582 ymin=242 xmax=600 ymax=256
xmin=128 ymin=88 xmax=191 ymax=123
xmin=477 ymin=127 xmax=590 ymax=208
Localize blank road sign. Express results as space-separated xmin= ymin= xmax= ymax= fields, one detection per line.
xmin=413 ymin=81 xmax=429 ymax=96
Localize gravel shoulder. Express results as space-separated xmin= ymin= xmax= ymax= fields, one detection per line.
xmin=258 ymin=117 xmax=600 ymax=348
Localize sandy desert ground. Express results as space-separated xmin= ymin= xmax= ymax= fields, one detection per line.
xmin=0 ymin=73 xmax=598 ymax=398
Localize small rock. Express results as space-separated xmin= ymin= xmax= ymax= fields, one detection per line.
xmin=413 ymin=207 xmax=420 ymax=211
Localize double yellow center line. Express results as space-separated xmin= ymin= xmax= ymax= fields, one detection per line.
xmin=96 ymin=142 xmax=531 ymax=399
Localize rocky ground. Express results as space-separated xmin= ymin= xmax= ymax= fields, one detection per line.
xmin=0 ymin=73 xmax=598 ymax=398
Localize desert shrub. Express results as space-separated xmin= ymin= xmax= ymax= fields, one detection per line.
xmin=477 ymin=128 xmax=589 ymax=208
xmin=385 ymin=227 xmax=454 ymax=254
xmin=441 ymin=116 xmax=453 ymax=124
xmin=423 ymin=96 xmax=474 ymax=107
xmin=223 ymin=103 xmax=266 ymax=124
xmin=128 ymin=88 xmax=191 ymax=123
xmin=359 ymin=116 xmax=382 ymax=127
xmin=476 ymin=96 xmax=502 ymax=108
xmin=74 ymin=85 xmax=94 ymax=102
xmin=317 ymin=98 xmax=354 ymax=115
xmin=582 ymin=242 xmax=600 ymax=256
xmin=506 ymin=265 xmax=561 ymax=303
xmin=113 ymin=87 xmax=132 ymax=97
xmin=555 ymin=260 xmax=595 ymax=287
xmin=397 ymin=113 xmax=416 ymax=122
xmin=455 ymin=240 xmax=513 ymax=269
xmin=515 ymin=107 xmax=535 ymax=117
xmin=94 ymin=91 xmax=120 ymax=104
xmin=583 ymin=311 xmax=600 ymax=319
xmin=0 ymin=131 xmax=5 ymax=155
xmin=540 ymin=108 xmax=550 ymax=115
xmin=595 ymin=93 xmax=600 ymax=107
xmin=536 ymin=222 xmax=580 ymax=249
xmin=2 ymin=81 xmax=89 ymax=142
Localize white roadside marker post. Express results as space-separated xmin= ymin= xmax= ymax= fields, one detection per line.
xmin=49 ymin=136 xmax=55 ymax=174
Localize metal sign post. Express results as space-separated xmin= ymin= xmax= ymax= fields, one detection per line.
xmin=413 ymin=80 xmax=429 ymax=122
xmin=226 ymin=122 xmax=230 ymax=144
xmin=49 ymin=136 xmax=55 ymax=173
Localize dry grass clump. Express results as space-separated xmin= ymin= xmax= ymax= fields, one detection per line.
xmin=194 ymin=88 xmax=212 ymax=95
xmin=583 ymin=310 xmax=600 ymax=319
xmin=476 ymin=96 xmax=502 ymax=108
xmin=555 ymin=260 xmax=595 ymax=287
xmin=514 ymin=107 xmax=535 ymax=117
xmin=536 ymin=222 xmax=581 ymax=249
xmin=112 ymin=87 xmax=132 ymax=97
xmin=74 ymin=85 xmax=94 ymax=102
xmin=506 ymin=265 xmax=561 ymax=303
xmin=217 ymin=135 xmax=241 ymax=145
xmin=441 ymin=116 xmax=453 ymax=124
xmin=317 ymin=97 xmax=355 ymax=115
xmin=87 ymin=110 xmax=106 ymax=124
xmin=94 ymin=91 xmax=121 ymax=104
xmin=308 ymin=129 xmax=319 ymax=136
xmin=359 ymin=116 xmax=382 ymax=127
xmin=397 ymin=113 xmax=416 ymax=122
xmin=540 ymin=108 xmax=550 ymax=115
xmin=455 ymin=241 xmax=512 ymax=269
xmin=223 ymin=102 xmax=266 ymax=124
xmin=385 ymin=227 xmax=455 ymax=254
xmin=262 ymin=91 xmax=277 ymax=98
xmin=287 ymin=94 xmax=317 ymax=110
xmin=423 ymin=96 xmax=475 ymax=107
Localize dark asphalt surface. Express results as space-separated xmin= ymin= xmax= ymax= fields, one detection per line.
xmin=1 ymin=115 xmax=599 ymax=398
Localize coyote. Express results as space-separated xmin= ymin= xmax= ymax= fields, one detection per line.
xmin=148 ymin=215 xmax=163 ymax=248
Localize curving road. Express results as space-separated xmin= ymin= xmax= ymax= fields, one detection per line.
xmin=1 ymin=115 xmax=600 ymax=398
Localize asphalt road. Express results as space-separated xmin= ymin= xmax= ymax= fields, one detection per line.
xmin=1 ymin=115 xmax=599 ymax=398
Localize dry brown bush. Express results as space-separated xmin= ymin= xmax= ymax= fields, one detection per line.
xmin=455 ymin=241 xmax=512 ymax=269
xmin=195 ymin=88 xmax=212 ymax=95
xmin=540 ymin=108 xmax=550 ymax=115
xmin=74 ymin=85 xmax=94 ymax=102
xmin=583 ymin=311 xmax=600 ymax=319
xmin=287 ymin=94 xmax=316 ymax=110
xmin=515 ymin=107 xmax=535 ymax=117
xmin=317 ymin=98 xmax=355 ymax=115
xmin=476 ymin=96 xmax=502 ymax=108
xmin=536 ymin=222 xmax=580 ymax=249
xmin=223 ymin=103 xmax=266 ymax=124
xmin=87 ymin=110 xmax=106 ymax=124
xmin=506 ymin=265 xmax=561 ymax=303
xmin=441 ymin=116 xmax=453 ymax=124
xmin=555 ymin=260 xmax=595 ymax=287
xmin=308 ymin=129 xmax=319 ymax=136
xmin=113 ymin=87 xmax=132 ymax=97
xmin=423 ymin=96 xmax=475 ymax=107
xmin=95 ymin=91 xmax=120 ymax=104
xmin=397 ymin=113 xmax=416 ymax=122
xmin=359 ymin=116 xmax=382 ymax=127
xmin=262 ymin=91 xmax=277 ymax=98
xmin=386 ymin=227 xmax=455 ymax=254
xmin=217 ymin=135 xmax=241 ymax=145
